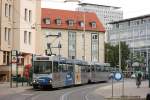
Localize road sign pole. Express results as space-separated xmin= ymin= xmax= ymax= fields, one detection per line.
xmin=16 ymin=51 xmax=18 ymax=88
xmin=10 ymin=51 xmax=12 ymax=88
xmin=148 ymin=62 xmax=150 ymax=88
xmin=122 ymin=73 xmax=124 ymax=96
xmin=112 ymin=76 xmax=114 ymax=97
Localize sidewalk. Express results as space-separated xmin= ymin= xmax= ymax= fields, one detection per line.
xmin=0 ymin=82 xmax=32 ymax=96
xmin=94 ymin=79 xmax=149 ymax=99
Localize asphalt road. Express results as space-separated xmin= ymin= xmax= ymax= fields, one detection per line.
xmin=0 ymin=82 xmax=111 ymax=100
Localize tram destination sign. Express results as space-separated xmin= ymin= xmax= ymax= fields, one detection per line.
xmin=36 ymin=57 xmax=49 ymax=60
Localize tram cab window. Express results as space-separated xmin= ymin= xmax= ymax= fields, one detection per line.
xmin=53 ymin=61 xmax=59 ymax=72
xmin=34 ymin=61 xmax=52 ymax=74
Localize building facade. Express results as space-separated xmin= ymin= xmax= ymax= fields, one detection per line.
xmin=42 ymin=8 xmax=105 ymax=63
xmin=77 ymin=3 xmax=123 ymax=41
xmin=108 ymin=14 xmax=150 ymax=72
xmin=0 ymin=0 xmax=42 ymax=82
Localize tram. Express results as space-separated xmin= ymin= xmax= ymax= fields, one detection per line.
xmin=32 ymin=55 xmax=111 ymax=89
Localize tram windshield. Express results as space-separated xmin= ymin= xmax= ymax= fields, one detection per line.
xmin=34 ymin=61 xmax=52 ymax=74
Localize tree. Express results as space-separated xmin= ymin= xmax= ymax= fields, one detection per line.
xmin=105 ymin=42 xmax=130 ymax=70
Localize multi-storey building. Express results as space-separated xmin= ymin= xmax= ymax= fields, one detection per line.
xmin=77 ymin=3 xmax=123 ymax=41
xmin=0 ymin=0 xmax=43 ymax=82
xmin=42 ymin=8 xmax=105 ymax=63
xmin=108 ymin=14 xmax=150 ymax=72
xmin=0 ymin=0 xmax=13 ymax=82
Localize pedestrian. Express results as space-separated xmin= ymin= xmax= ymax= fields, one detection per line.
xmin=135 ymin=71 xmax=142 ymax=88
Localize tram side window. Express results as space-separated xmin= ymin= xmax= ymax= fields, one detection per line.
xmin=53 ymin=62 xmax=59 ymax=72
xmin=81 ymin=66 xmax=85 ymax=72
xmin=87 ymin=66 xmax=91 ymax=72
xmin=91 ymin=66 xmax=95 ymax=72
xmin=62 ymin=65 xmax=68 ymax=72
xmin=68 ymin=65 xmax=73 ymax=72
xmin=96 ymin=66 xmax=101 ymax=72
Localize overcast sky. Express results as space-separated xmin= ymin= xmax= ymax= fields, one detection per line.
xmin=42 ymin=0 xmax=150 ymax=19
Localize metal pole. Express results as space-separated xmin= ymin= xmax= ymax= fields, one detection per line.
xmin=10 ymin=51 xmax=12 ymax=88
xmin=119 ymin=30 xmax=121 ymax=72
xmin=149 ymin=63 xmax=150 ymax=88
xmin=112 ymin=76 xmax=114 ymax=97
xmin=16 ymin=51 xmax=18 ymax=87
xmin=83 ymin=8 xmax=86 ymax=61
xmin=122 ymin=74 xmax=124 ymax=96
xmin=16 ymin=64 xmax=18 ymax=87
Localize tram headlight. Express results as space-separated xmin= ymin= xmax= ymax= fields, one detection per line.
xmin=33 ymin=79 xmax=37 ymax=83
xmin=49 ymin=79 xmax=52 ymax=83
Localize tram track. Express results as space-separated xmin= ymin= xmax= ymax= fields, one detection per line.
xmin=60 ymin=83 xmax=108 ymax=100
xmin=0 ymin=82 xmax=111 ymax=100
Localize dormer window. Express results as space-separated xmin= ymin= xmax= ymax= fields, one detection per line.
xmin=55 ymin=18 xmax=61 ymax=25
xmin=43 ymin=18 xmax=50 ymax=24
xmin=79 ymin=21 xmax=84 ymax=27
xmin=67 ymin=20 xmax=74 ymax=26
xmin=91 ymin=22 xmax=96 ymax=28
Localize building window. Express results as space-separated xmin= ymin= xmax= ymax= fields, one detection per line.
xmin=24 ymin=31 xmax=27 ymax=44
xmin=43 ymin=18 xmax=50 ymax=24
xmin=91 ymin=22 xmax=96 ymax=28
xmin=68 ymin=20 xmax=74 ymax=26
xmin=9 ymin=5 xmax=11 ymax=18
xmin=91 ymin=33 xmax=99 ymax=62
xmin=79 ymin=21 xmax=84 ymax=27
xmin=29 ymin=10 xmax=32 ymax=22
xmin=5 ymin=27 xmax=7 ymax=41
xmin=68 ymin=32 xmax=76 ymax=59
xmin=5 ymin=3 xmax=8 ymax=17
xmin=29 ymin=32 xmax=31 ymax=44
xmin=8 ymin=28 xmax=11 ymax=45
xmin=24 ymin=8 xmax=28 ymax=21
xmin=3 ymin=51 xmax=6 ymax=64
xmin=56 ymin=18 xmax=61 ymax=25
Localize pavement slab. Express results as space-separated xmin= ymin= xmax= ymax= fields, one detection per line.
xmin=94 ymin=79 xmax=150 ymax=99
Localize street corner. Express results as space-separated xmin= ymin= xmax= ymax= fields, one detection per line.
xmin=93 ymin=79 xmax=149 ymax=99
xmin=0 ymin=84 xmax=32 ymax=97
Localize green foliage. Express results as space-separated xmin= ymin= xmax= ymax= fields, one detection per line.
xmin=105 ymin=42 xmax=130 ymax=70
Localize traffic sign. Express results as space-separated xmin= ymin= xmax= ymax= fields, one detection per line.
xmin=114 ymin=72 xmax=123 ymax=81
xmin=12 ymin=56 xmax=17 ymax=63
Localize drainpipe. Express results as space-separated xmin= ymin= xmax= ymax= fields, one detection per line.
xmin=0 ymin=0 xmax=2 ymax=51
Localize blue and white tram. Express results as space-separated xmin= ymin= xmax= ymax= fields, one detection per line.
xmin=88 ymin=62 xmax=110 ymax=83
xmin=32 ymin=55 xmax=110 ymax=89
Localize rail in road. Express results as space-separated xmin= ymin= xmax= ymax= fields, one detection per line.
xmin=0 ymin=82 xmax=110 ymax=100
xmin=60 ymin=84 xmax=106 ymax=100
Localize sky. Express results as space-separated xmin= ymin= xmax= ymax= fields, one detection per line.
xmin=42 ymin=0 xmax=150 ymax=19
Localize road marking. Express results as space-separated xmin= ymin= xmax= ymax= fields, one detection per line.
xmin=85 ymin=94 xmax=89 ymax=100
xmin=60 ymin=85 xmax=100 ymax=100
xmin=21 ymin=93 xmax=34 ymax=96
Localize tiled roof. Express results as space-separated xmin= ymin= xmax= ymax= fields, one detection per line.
xmin=41 ymin=8 xmax=105 ymax=32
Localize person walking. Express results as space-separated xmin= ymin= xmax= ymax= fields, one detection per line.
xmin=135 ymin=71 xmax=142 ymax=88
